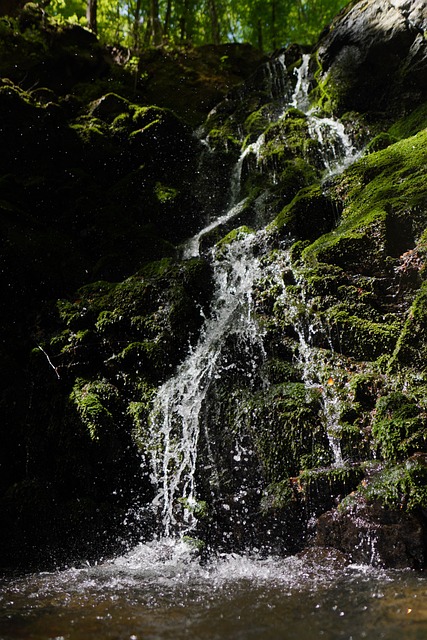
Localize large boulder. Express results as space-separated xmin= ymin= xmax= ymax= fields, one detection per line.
xmin=316 ymin=500 xmax=426 ymax=569
xmin=316 ymin=0 xmax=427 ymax=115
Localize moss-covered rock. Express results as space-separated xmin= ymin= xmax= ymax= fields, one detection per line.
xmin=372 ymin=392 xmax=427 ymax=461
xmin=270 ymin=183 xmax=338 ymax=241
xmin=246 ymin=382 xmax=332 ymax=480
xmin=314 ymin=0 xmax=427 ymax=117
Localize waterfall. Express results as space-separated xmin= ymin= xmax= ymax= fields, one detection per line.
xmin=149 ymin=231 xmax=267 ymax=536
xmin=266 ymin=251 xmax=345 ymax=465
xmin=291 ymin=53 xmax=311 ymax=112
xmin=145 ymin=51 xmax=363 ymax=540
xmin=182 ymin=198 xmax=248 ymax=259
xmin=291 ymin=54 xmax=361 ymax=177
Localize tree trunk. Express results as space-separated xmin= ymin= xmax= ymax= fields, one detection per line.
xmin=208 ymin=0 xmax=220 ymax=45
xmin=133 ymin=0 xmax=143 ymax=51
xmin=257 ymin=17 xmax=263 ymax=52
xmin=150 ymin=0 xmax=163 ymax=45
xmin=163 ymin=0 xmax=172 ymax=37
xmin=179 ymin=0 xmax=189 ymax=41
xmin=86 ymin=0 xmax=98 ymax=33
xmin=271 ymin=0 xmax=277 ymax=50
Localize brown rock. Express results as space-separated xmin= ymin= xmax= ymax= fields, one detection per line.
xmin=316 ymin=501 xmax=426 ymax=569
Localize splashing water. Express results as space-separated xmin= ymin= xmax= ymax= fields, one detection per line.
xmin=291 ymin=54 xmax=361 ymax=177
xmin=149 ymin=231 xmax=267 ymax=536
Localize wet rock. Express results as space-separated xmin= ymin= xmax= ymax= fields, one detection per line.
xmin=316 ymin=500 xmax=426 ymax=569
xmin=298 ymin=545 xmax=351 ymax=570
xmin=316 ymin=0 xmax=427 ymax=115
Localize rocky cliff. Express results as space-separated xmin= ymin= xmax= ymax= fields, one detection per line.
xmin=1 ymin=0 xmax=427 ymax=569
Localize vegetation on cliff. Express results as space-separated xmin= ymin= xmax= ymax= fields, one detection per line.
xmin=1 ymin=0 xmax=427 ymax=569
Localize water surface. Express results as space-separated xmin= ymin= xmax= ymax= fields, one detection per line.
xmin=1 ymin=540 xmax=427 ymax=640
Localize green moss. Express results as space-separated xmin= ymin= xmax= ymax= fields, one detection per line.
xmin=116 ymin=340 xmax=165 ymax=373
xmin=128 ymin=382 xmax=156 ymax=450
xmin=260 ymin=109 xmax=321 ymax=171
xmin=70 ymin=377 xmax=119 ymax=441
xmin=366 ymin=132 xmax=398 ymax=154
xmin=178 ymin=497 xmax=209 ymax=519
xmin=88 ymin=93 xmax=131 ymax=122
xmin=348 ymin=372 xmax=383 ymax=409
xmin=154 ymin=182 xmax=179 ymax=203
xmin=206 ymin=127 xmax=240 ymax=152
xmin=339 ymin=422 xmax=367 ymax=460
xmin=325 ymin=306 xmax=400 ymax=360
xmin=388 ymin=102 xmax=427 ymax=140
xmin=57 ymin=281 xmax=116 ymax=328
xmin=276 ymin=158 xmax=318 ymax=195
xmin=302 ymin=127 xmax=427 ymax=270
xmin=111 ymin=112 xmax=132 ymax=133
xmin=298 ymin=465 xmax=364 ymax=501
xmin=131 ymin=105 xmax=168 ymax=128
xmin=60 ymin=329 xmax=93 ymax=355
xmin=311 ymin=55 xmax=339 ymax=115
xmin=269 ymin=184 xmax=337 ymax=241
xmin=53 ymin=257 xmax=212 ymax=387
xmin=216 ymin=225 xmax=254 ymax=249
xmin=372 ymin=392 xmax=426 ymax=461
xmin=390 ymin=280 xmax=427 ymax=369
xmin=302 ymin=208 xmax=387 ymax=272
xmin=71 ymin=116 xmax=110 ymax=144
xmin=358 ymin=461 xmax=427 ymax=511
xmin=262 ymin=358 xmax=299 ymax=384
xmin=243 ymin=105 xmax=273 ymax=142
xmin=247 ymin=382 xmax=332 ymax=480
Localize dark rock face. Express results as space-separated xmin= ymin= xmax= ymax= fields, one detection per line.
xmin=316 ymin=501 xmax=426 ymax=569
xmin=316 ymin=0 xmax=427 ymax=114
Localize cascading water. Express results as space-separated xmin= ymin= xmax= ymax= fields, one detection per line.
xmin=265 ymin=250 xmax=345 ymax=465
xmin=291 ymin=53 xmax=361 ymax=177
xmin=146 ymin=51 xmax=363 ymax=541
xmin=149 ymin=231 xmax=268 ymax=537
xmin=4 ymin=40 xmax=427 ymax=640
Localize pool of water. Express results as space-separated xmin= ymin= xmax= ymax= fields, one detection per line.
xmin=1 ymin=540 xmax=427 ymax=640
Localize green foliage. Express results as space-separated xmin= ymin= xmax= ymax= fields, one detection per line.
xmin=43 ymin=0 xmax=348 ymax=51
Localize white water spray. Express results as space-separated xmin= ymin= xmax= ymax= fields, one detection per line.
xmin=149 ymin=231 xmax=267 ymax=536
